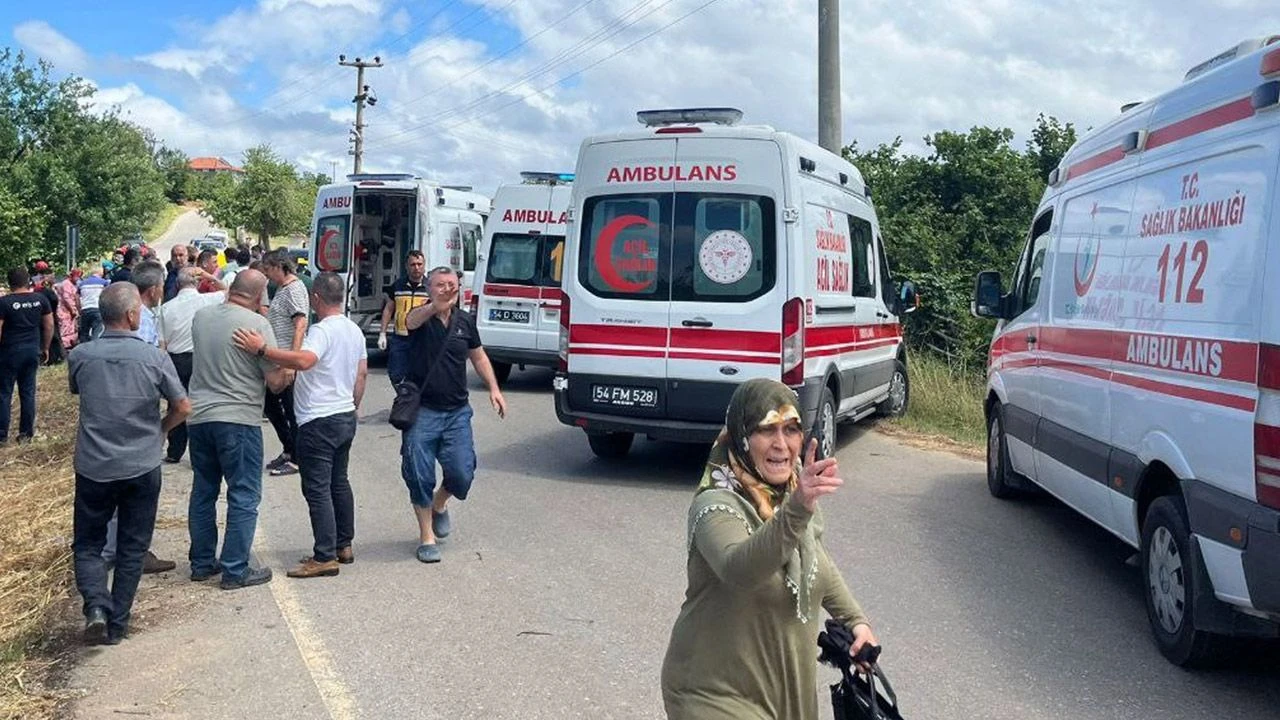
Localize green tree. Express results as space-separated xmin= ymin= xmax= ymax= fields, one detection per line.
xmin=203 ymin=145 xmax=314 ymax=248
xmin=154 ymin=145 xmax=191 ymax=202
xmin=845 ymin=117 xmax=1076 ymax=369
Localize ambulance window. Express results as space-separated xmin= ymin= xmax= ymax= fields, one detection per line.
xmin=448 ymin=225 xmax=463 ymax=269
xmin=848 ymin=216 xmax=875 ymax=298
xmin=674 ymin=194 xmax=775 ymax=302
xmin=1024 ymin=233 xmax=1051 ymax=307
xmin=1016 ymin=210 xmax=1054 ymax=313
xmin=581 ymin=194 xmax=669 ymax=300
xmin=462 ymin=223 xmax=481 ymax=272
xmin=487 ymin=235 xmax=540 ymax=284
xmin=876 ymin=237 xmax=895 ymax=308
xmin=314 ymin=216 xmax=350 ymax=273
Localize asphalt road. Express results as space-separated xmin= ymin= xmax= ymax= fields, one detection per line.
xmin=69 ymin=361 xmax=1280 ymax=720
xmin=149 ymin=208 xmax=213 ymax=255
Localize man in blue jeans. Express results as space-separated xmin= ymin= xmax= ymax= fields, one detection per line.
xmin=0 ymin=267 xmax=53 ymax=443
xmin=68 ymin=282 xmax=190 ymax=644
xmin=400 ymin=267 xmax=507 ymax=564
xmin=186 ymin=270 xmax=292 ymax=589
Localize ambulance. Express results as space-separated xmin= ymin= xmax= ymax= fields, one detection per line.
xmin=973 ymin=37 xmax=1280 ymax=665
xmin=469 ymin=172 xmax=575 ymax=384
xmin=308 ymin=173 xmax=490 ymax=344
xmin=554 ymin=108 xmax=917 ymax=459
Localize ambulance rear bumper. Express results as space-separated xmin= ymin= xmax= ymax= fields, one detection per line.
xmin=1186 ymin=480 xmax=1280 ymax=620
xmin=553 ymin=382 xmax=722 ymax=444
xmin=485 ymin=347 xmax=559 ymax=369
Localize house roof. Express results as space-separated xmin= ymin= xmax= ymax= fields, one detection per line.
xmin=188 ymin=156 xmax=245 ymax=173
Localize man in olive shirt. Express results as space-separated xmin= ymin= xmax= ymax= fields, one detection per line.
xmin=187 ymin=270 xmax=292 ymax=590
xmin=68 ymin=283 xmax=190 ymax=645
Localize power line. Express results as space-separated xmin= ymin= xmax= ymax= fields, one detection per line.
xmin=378 ymin=0 xmax=722 ymax=153
xmin=377 ymin=0 xmax=674 ymax=146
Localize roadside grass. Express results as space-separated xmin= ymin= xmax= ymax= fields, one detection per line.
xmin=142 ymin=203 xmax=186 ymax=243
xmin=888 ymin=352 xmax=987 ymax=449
xmin=0 ymin=365 xmax=78 ymax=720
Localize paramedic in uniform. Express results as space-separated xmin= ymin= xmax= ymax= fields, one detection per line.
xmin=400 ymin=266 xmax=506 ymax=564
xmin=378 ymin=250 xmax=429 ymax=386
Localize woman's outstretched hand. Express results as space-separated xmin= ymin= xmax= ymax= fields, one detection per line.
xmin=796 ymin=438 xmax=842 ymax=512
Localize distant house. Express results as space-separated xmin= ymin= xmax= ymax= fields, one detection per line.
xmin=188 ymin=156 xmax=245 ymax=175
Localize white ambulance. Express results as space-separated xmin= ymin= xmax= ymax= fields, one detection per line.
xmin=469 ymin=172 xmax=575 ymax=384
xmin=554 ymin=108 xmax=917 ymax=459
xmin=309 ymin=173 xmax=490 ymax=344
xmin=974 ymin=37 xmax=1280 ymax=665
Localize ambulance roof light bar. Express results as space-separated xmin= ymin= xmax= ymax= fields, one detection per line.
xmin=520 ymin=172 xmax=575 ymax=185
xmin=1184 ymin=36 xmax=1280 ymax=83
xmin=346 ymin=172 xmax=416 ymax=182
xmin=637 ymin=107 xmax=743 ymax=127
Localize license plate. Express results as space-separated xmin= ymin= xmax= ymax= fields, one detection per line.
xmin=488 ymin=308 xmax=531 ymax=324
xmin=592 ymin=384 xmax=658 ymax=408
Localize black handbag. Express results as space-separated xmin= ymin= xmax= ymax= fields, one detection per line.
xmin=387 ymin=311 xmax=455 ymax=431
xmin=818 ymin=619 xmax=905 ymax=720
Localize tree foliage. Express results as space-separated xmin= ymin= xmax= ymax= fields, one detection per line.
xmin=201 ymin=145 xmax=317 ymax=247
xmin=0 ymin=48 xmax=167 ymax=271
xmin=845 ymin=115 xmax=1077 ymax=369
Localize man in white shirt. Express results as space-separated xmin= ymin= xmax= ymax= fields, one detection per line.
xmin=157 ymin=268 xmax=225 ymax=463
xmin=233 ymin=272 xmax=368 ymax=578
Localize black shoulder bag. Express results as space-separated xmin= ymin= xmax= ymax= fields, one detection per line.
xmin=388 ymin=311 xmax=456 ymax=431
xmin=818 ymin=619 xmax=906 ymax=720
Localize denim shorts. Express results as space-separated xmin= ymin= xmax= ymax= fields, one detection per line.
xmin=400 ymin=404 xmax=476 ymax=507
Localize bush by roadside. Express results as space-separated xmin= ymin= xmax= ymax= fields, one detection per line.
xmin=0 ymin=365 xmax=77 ymax=720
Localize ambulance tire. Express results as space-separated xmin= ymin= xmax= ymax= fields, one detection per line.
xmin=492 ymin=361 xmax=512 ymax=385
xmin=1141 ymin=495 xmax=1227 ymax=667
xmin=876 ymin=359 xmax=910 ymax=418
xmin=814 ymin=387 xmax=838 ymax=460
xmin=986 ymin=405 xmax=1019 ymax=500
xmin=587 ymin=432 xmax=634 ymax=460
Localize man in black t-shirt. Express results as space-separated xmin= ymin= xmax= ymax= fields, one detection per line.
xmin=0 ymin=267 xmax=53 ymax=442
xmin=399 ymin=266 xmax=507 ymax=564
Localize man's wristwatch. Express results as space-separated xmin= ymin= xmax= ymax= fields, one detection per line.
xmin=256 ymin=346 xmax=266 ymax=358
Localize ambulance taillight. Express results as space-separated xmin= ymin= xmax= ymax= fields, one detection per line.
xmin=1257 ymin=343 xmax=1280 ymax=509
xmin=781 ymin=297 xmax=805 ymax=386
xmin=558 ymin=293 xmax=572 ymax=373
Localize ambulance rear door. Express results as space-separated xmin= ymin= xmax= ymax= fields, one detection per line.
xmin=479 ymin=186 xmax=557 ymax=354
xmin=536 ymin=184 xmax=574 ymax=353
xmin=310 ymin=183 xmax=355 ymax=309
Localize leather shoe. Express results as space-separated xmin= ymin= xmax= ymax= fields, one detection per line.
xmin=336 ymin=547 xmax=354 ymax=564
xmin=84 ymin=607 xmax=108 ymax=645
xmin=143 ymin=551 xmax=177 ymax=574
xmin=190 ymin=564 xmax=223 ymax=582
xmin=287 ymin=558 xmax=340 ymax=578
xmin=220 ymin=566 xmax=273 ymax=590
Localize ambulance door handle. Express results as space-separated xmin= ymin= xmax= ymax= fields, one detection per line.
xmin=1026 ymin=334 xmax=1038 ymax=344
xmin=681 ymin=318 xmax=714 ymax=328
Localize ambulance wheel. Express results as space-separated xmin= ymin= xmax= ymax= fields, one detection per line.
xmin=587 ymin=432 xmax=633 ymax=460
xmin=877 ymin=359 xmax=909 ymax=418
xmin=1141 ymin=495 xmax=1226 ymax=667
xmin=814 ymin=387 xmax=837 ymax=460
xmin=986 ymin=405 xmax=1019 ymax=500
xmin=491 ymin=361 xmax=512 ymax=385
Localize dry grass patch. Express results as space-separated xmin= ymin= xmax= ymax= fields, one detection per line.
xmin=886 ymin=353 xmax=987 ymax=451
xmin=0 ymin=364 xmax=78 ymax=720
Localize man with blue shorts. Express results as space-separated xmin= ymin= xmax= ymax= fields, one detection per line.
xmin=401 ymin=266 xmax=507 ymax=563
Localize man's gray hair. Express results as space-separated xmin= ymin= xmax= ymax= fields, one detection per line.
xmin=177 ymin=267 xmax=200 ymax=289
xmin=427 ymin=266 xmax=459 ymax=283
xmin=99 ymin=282 xmax=140 ymax=326
xmin=311 ymin=272 xmax=345 ymax=307
xmin=133 ymin=261 xmax=165 ymax=293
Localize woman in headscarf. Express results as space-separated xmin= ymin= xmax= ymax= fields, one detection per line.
xmin=661 ymin=378 xmax=878 ymax=719
xmin=56 ymin=268 xmax=82 ymax=352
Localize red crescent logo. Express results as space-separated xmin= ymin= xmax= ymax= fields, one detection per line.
xmin=594 ymin=214 xmax=656 ymax=292
xmin=318 ymin=228 xmax=341 ymax=271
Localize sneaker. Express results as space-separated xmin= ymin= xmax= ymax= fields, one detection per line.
xmin=269 ymin=461 xmax=299 ymax=476
xmin=431 ymin=509 xmax=452 ymax=539
xmin=220 ymin=566 xmax=273 ymax=590
xmin=265 ymin=453 xmax=289 ymax=470
xmin=286 ymin=557 xmax=340 ymax=578
xmin=142 ymin=551 xmax=177 ymax=574
xmin=336 ymin=547 xmax=354 ymax=564
xmin=415 ymin=544 xmax=441 ymax=564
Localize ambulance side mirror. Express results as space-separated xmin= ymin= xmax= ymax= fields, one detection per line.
xmin=896 ymin=280 xmax=919 ymax=315
xmin=972 ymin=271 xmax=1007 ymax=319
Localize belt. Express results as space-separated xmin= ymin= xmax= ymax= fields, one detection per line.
xmin=168 ymin=351 xmax=194 ymax=357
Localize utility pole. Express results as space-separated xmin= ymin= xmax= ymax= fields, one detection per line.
xmin=339 ymin=54 xmax=383 ymax=174
xmin=817 ymin=0 xmax=842 ymax=154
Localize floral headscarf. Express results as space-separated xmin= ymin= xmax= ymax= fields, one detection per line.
xmin=696 ymin=378 xmax=803 ymax=520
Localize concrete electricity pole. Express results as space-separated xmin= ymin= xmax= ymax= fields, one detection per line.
xmin=818 ymin=0 xmax=842 ymax=154
xmin=339 ymin=54 xmax=383 ymax=174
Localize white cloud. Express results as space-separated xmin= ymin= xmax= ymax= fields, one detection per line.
xmin=14 ymin=0 xmax=1280 ymax=193
xmin=12 ymin=20 xmax=89 ymax=72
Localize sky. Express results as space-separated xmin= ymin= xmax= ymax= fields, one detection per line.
xmin=4 ymin=0 xmax=1279 ymax=194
